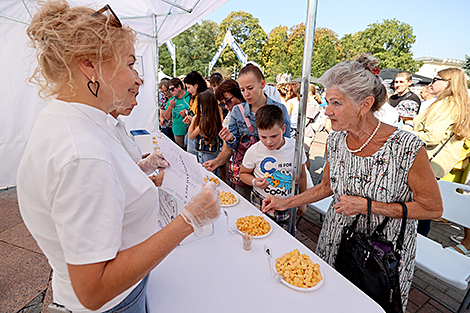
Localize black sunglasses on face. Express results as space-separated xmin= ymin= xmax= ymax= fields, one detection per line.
xmin=169 ymin=86 xmax=176 ymax=92
xmin=92 ymin=4 xmax=122 ymax=28
xmin=222 ymin=95 xmax=234 ymax=107
xmin=431 ymin=77 xmax=448 ymax=84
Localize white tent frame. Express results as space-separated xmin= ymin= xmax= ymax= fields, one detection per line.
xmin=0 ymin=0 xmax=229 ymax=188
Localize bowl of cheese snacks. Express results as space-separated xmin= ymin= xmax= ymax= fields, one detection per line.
xmin=276 ymin=249 xmax=324 ymax=291
xmin=204 ymin=176 xmax=220 ymax=186
xmin=235 ymin=215 xmax=272 ymax=238
xmin=219 ymin=191 xmax=239 ymax=207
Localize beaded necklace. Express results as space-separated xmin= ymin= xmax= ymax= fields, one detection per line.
xmin=346 ymin=120 xmax=381 ymax=153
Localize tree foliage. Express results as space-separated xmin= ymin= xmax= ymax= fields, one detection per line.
xmin=463 ymin=55 xmax=470 ymax=88
xmin=311 ymin=34 xmax=338 ymax=78
xmin=339 ymin=19 xmax=421 ymax=72
xmin=159 ymin=13 xmax=423 ymax=81
xmin=462 ymin=55 xmax=470 ymax=75
xmin=215 ymin=11 xmax=267 ymax=69
xmin=159 ymin=20 xmax=218 ymax=77
xmin=262 ymin=24 xmax=339 ymax=81
xmin=262 ymin=26 xmax=289 ymax=82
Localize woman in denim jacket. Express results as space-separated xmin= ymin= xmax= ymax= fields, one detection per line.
xmin=220 ymin=64 xmax=291 ymax=199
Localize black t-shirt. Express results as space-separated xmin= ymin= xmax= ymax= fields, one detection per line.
xmin=389 ymin=91 xmax=421 ymax=110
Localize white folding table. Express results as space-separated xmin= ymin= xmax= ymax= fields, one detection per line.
xmin=146 ymin=164 xmax=385 ymax=313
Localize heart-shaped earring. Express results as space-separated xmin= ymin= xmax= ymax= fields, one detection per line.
xmin=87 ymin=76 xmax=100 ymax=98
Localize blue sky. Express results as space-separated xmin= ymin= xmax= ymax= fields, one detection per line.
xmin=205 ymin=0 xmax=469 ymax=61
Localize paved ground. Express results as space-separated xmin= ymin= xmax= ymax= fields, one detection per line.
xmin=1 ymin=130 xmax=469 ymax=312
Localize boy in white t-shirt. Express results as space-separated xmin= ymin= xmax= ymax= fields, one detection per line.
xmin=240 ymin=105 xmax=308 ymax=224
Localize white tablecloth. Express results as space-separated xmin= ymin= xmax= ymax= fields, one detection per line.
xmin=147 ymin=162 xmax=385 ymax=312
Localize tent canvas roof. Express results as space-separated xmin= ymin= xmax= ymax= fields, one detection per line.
xmin=1 ymin=0 xmax=229 ymax=45
xmin=0 ymin=0 xmax=228 ymax=188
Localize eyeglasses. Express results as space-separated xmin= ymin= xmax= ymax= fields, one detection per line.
xmin=222 ymin=95 xmax=234 ymax=107
xmin=92 ymin=4 xmax=122 ymax=28
xmin=431 ymin=77 xmax=449 ymax=84
xmin=169 ymin=86 xmax=177 ymax=92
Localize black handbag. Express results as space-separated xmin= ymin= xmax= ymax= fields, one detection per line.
xmin=335 ymin=198 xmax=407 ymax=313
xmin=194 ymin=134 xmax=222 ymax=154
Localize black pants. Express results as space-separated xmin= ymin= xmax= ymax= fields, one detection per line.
xmin=417 ymin=220 xmax=431 ymax=236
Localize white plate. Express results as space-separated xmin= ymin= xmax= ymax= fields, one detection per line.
xmin=220 ymin=192 xmax=239 ymax=207
xmin=204 ymin=176 xmax=220 ymax=186
xmin=277 ymin=253 xmax=324 ymax=292
xmin=235 ymin=216 xmax=273 ymax=239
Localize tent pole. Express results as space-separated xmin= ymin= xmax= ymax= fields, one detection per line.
xmin=287 ymin=0 xmax=319 ymax=236
xmin=154 ymin=14 xmax=160 ymax=122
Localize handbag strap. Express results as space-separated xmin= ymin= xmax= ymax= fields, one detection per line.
xmin=237 ymin=104 xmax=255 ymax=133
xmin=429 ymin=133 xmax=455 ymax=161
xmin=347 ymin=197 xmax=372 ymax=235
xmin=396 ymin=203 xmax=408 ymax=251
xmin=372 ymin=202 xmax=408 ymax=251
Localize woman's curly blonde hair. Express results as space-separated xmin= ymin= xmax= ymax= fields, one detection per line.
xmin=27 ymin=0 xmax=136 ymax=98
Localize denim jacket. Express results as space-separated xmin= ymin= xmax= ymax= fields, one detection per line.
xmin=226 ymin=95 xmax=291 ymax=150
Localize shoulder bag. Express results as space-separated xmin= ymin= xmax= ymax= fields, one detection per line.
xmin=229 ymin=104 xmax=257 ymax=187
xmin=335 ymin=198 xmax=407 ymax=313
xmin=194 ymin=134 xmax=223 ymax=154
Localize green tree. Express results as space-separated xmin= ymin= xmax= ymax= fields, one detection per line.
xmin=311 ymin=34 xmax=338 ymax=78
xmin=215 ymin=11 xmax=267 ymax=69
xmin=462 ymin=55 xmax=470 ymax=75
xmin=159 ymin=20 xmax=218 ymax=76
xmin=262 ymin=26 xmax=289 ymax=82
xmin=283 ymin=24 xmax=339 ymax=79
xmin=286 ymin=23 xmax=305 ymax=78
xmin=463 ymin=55 xmax=470 ymax=88
xmin=158 ymin=43 xmax=173 ymax=76
xmin=339 ymin=19 xmax=421 ymax=72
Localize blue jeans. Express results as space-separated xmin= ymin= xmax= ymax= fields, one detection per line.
xmin=185 ymin=134 xmax=198 ymax=157
xmin=102 ymin=275 xmax=149 ymax=313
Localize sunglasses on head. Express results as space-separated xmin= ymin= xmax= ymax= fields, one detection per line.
xmin=92 ymin=4 xmax=122 ymax=28
xmin=431 ymin=77 xmax=449 ymax=84
xmin=222 ymin=95 xmax=234 ymax=107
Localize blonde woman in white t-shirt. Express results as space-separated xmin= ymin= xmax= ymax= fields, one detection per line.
xmin=17 ymin=2 xmax=219 ymax=312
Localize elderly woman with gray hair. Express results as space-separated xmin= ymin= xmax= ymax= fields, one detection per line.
xmin=262 ymin=54 xmax=442 ymax=311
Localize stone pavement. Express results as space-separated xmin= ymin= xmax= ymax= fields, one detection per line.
xmin=1 ymin=130 xmax=469 ymax=312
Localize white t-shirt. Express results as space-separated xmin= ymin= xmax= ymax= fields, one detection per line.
xmin=287 ymin=98 xmax=299 ymax=129
xmin=374 ymin=102 xmax=399 ymax=126
xmin=242 ymin=138 xmax=307 ymax=198
xmin=264 ymin=85 xmax=282 ymax=103
xmin=17 ymin=100 xmax=158 ymax=313
xmin=107 ymin=115 xmax=142 ymax=163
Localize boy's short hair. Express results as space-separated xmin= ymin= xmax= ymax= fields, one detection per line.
xmin=256 ymin=105 xmax=284 ymax=130
xmin=168 ymin=77 xmax=183 ymax=89
xmin=396 ymin=71 xmax=412 ymax=82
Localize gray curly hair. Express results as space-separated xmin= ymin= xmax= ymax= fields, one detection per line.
xmin=319 ymin=54 xmax=387 ymax=112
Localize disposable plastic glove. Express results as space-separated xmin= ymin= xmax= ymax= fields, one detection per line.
xmin=180 ymin=182 xmax=221 ymax=236
xmin=137 ymin=149 xmax=170 ymax=175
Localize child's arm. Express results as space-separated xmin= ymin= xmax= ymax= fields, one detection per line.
xmin=240 ymin=165 xmax=269 ymax=189
xmin=187 ymin=117 xmax=200 ymax=140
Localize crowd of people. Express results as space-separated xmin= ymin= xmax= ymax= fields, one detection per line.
xmin=17 ymin=1 xmax=470 ymax=312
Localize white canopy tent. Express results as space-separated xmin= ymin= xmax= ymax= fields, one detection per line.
xmin=0 ymin=0 xmax=229 ymax=188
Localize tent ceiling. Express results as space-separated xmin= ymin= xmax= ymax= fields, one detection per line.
xmin=0 ymin=0 xmax=229 ymax=188
xmin=1 ymin=0 xmax=229 ymax=45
